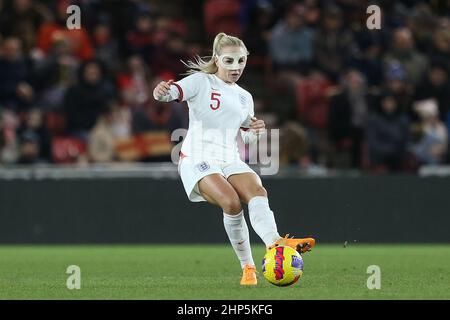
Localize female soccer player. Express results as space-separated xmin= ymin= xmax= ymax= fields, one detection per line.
xmin=153 ymin=33 xmax=315 ymax=285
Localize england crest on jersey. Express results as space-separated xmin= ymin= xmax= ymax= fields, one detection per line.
xmin=196 ymin=161 xmax=210 ymax=172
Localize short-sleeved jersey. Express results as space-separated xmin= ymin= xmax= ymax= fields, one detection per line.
xmin=169 ymin=72 xmax=254 ymax=163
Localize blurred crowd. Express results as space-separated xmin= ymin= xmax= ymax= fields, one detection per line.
xmin=0 ymin=0 xmax=449 ymax=173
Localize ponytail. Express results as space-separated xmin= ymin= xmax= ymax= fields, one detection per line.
xmin=182 ymin=32 xmax=248 ymax=75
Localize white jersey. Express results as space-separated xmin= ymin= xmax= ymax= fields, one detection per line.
xmin=155 ymin=72 xmax=257 ymax=163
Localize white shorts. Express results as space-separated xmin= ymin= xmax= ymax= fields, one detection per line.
xmin=178 ymin=157 xmax=257 ymax=202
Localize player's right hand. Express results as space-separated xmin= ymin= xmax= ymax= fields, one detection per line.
xmin=153 ymin=79 xmax=174 ymax=98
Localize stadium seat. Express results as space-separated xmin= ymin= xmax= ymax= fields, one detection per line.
xmin=51 ymin=136 xmax=86 ymax=163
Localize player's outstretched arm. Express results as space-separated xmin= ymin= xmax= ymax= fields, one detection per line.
xmin=153 ymin=79 xmax=179 ymax=102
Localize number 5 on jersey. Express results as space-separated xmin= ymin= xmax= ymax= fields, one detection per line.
xmin=210 ymin=92 xmax=221 ymax=110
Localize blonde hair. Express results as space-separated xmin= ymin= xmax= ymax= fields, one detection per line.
xmin=182 ymin=32 xmax=249 ymax=75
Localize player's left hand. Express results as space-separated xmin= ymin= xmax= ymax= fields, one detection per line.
xmin=250 ymin=117 xmax=265 ymax=135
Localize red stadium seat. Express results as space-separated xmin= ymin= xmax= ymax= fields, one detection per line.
xmin=51 ymin=136 xmax=86 ymax=163
xmin=204 ymin=0 xmax=242 ymax=38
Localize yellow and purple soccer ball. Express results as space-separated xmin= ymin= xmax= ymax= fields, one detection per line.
xmin=262 ymin=246 xmax=304 ymax=286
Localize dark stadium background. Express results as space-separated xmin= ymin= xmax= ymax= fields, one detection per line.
xmin=0 ymin=0 xmax=449 ymax=244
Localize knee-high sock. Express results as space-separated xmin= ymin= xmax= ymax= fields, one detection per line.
xmin=223 ymin=210 xmax=255 ymax=268
xmin=248 ymin=196 xmax=281 ymax=247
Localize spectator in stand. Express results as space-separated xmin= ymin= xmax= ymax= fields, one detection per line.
xmin=103 ymin=100 xmax=132 ymax=140
xmin=268 ymin=3 xmax=315 ymax=77
xmin=314 ymin=5 xmax=355 ymax=83
xmin=0 ymin=0 xmax=51 ymax=52
xmin=328 ymin=70 xmax=370 ymax=168
xmin=279 ymin=121 xmax=310 ymax=167
xmin=303 ymin=0 xmax=321 ymax=28
xmin=0 ymin=109 xmax=20 ymax=164
xmin=415 ymin=60 xmax=450 ymax=122
xmin=349 ymin=39 xmax=383 ymax=87
xmin=383 ymin=61 xmax=414 ymax=117
xmin=63 ymin=60 xmax=114 ymax=139
xmin=151 ymin=32 xmax=189 ymax=79
xmin=92 ymin=22 xmax=120 ymax=74
xmin=35 ymin=0 xmax=93 ymax=62
xmin=349 ymin=32 xmax=384 ymax=87
xmin=383 ymin=27 xmax=428 ymax=86
xmin=125 ymin=11 xmax=156 ymax=64
xmin=366 ymin=92 xmax=410 ymax=172
xmin=428 ymin=19 xmax=450 ymax=72
xmin=31 ymin=37 xmax=79 ymax=110
xmin=17 ymin=108 xmax=51 ymax=163
xmin=88 ymin=100 xmax=131 ymax=163
xmin=117 ymin=55 xmax=152 ymax=109
xmin=411 ymin=99 xmax=448 ymax=165
xmin=17 ymin=130 xmax=41 ymax=164
xmin=404 ymin=2 xmax=437 ymax=53
xmin=0 ymin=37 xmax=33 ymax=110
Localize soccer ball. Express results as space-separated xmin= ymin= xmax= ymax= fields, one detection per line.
xmin=262 ymin=246 xmax=304 ymax=286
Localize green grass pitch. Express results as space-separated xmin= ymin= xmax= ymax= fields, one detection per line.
xmin=0 ymin=244 xmax=449 ymax=299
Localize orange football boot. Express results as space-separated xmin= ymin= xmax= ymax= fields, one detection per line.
xmin=268 ymin=234 xmax=316 ymax=254
xmin=240 ymin=264 xmax=257 ymax=286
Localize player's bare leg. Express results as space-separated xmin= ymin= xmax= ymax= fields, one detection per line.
xmin=198 ymin=174 xmax=257 ymax=285
xmin=227 ymin=173 xmax=315 ymax=254
xmin=198 ymin=174 xmax=242 ymax=213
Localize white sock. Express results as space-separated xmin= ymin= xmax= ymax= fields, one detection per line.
xmin=223 ymin=210 xmax=255 ymax=268
xmin=248 ymin=196 xmax=281 ymax=247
